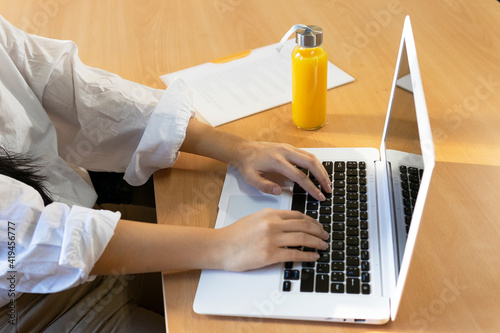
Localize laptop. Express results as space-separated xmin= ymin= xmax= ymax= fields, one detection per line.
xmin=193 ymin=16 xmax=434 ymax=324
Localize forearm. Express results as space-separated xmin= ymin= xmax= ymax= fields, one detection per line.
xmin=180 ymin=117 xmax=248 ymax=165
xmin=91 ymin=219 xmax=225 ymax=275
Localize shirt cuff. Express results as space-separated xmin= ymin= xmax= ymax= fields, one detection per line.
xmin=59 ymin=205 xmax=120 ymax=279
xmin=124 ymin=78 xmax=195 ymax=186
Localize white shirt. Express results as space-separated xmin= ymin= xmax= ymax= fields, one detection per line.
xmin=0 ymin=16 xmax=194 ymax=306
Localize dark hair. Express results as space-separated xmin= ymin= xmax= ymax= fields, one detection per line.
xmin=0 ymin=147 xmax=53 ymax=205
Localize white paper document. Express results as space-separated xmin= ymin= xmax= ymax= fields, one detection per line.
xmin=160 ymin=40 xmax=354 ymax=127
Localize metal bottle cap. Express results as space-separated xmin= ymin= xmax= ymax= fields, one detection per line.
xmin=296 ymin=25 xmax=323 ymax=47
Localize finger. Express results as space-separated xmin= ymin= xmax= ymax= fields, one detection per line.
xmin=274 ymin=247 xmax=320 ymax=263
xmin=277 ymin=218 xmax=329 ymax=240
xmin=287 ymin=149 xmax=332 ymax=194
xmin=275 ymin=231 xmax=329 ymax=251
xmin=243 ymin=170 xmax=282 ymax=195
xmin=261 ymin=209 xmax=324 ymax=230
xmin=283 ymin=165 xmax=327 ymax=201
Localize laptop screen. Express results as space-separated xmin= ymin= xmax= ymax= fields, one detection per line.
xmin=383 ymin=40 xmax=425 ymax=268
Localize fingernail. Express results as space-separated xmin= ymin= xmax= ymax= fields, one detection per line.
xmin=323 ymin=231 xmax=329 ymax=239
xmin=318 ymin=192 xmax=326 ymax=201
xmin=272 ymin=186 xmax=281 ymax=195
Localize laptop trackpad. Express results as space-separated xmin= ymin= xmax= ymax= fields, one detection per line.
xmin=223 ymin=195 xmax=281 ymax=227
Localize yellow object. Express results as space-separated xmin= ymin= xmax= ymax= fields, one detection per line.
xmin=292 ymin=45 xmax=328 ymax=130
xmin=210 ymin=50 xmax=251 ymax=64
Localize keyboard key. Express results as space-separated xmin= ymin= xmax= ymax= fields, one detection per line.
xmin=331 ymin=283 xmax=344 ymax=293
xmin=332 ymin=231 xmax=345 ymax=240
xmin=346 ymin=209 xmax=358 ymax=218
xmin=331 ymin=251 xmax=345 ymax=260
xmin=346 ymin=161 xmax=357 ymax=169
xmin=293 ymin=183 xmax=306 ymax=194
xmin=317 ymin=263 xmax=330 ymax=274
xmin=319 ymin=215 xmax=331 ymax=224
xmin=306 ymin=210 xmax=318 ymax=219
xmin=347 ymin=184 xmax=358 ymax=192
xmin=361 ymin=284 xmax=370 ymax=295
xmin=331 ymin=241 xmax=344 ymax=250
xmin=360 ymin=220 xmax=368 ymax=230
xmin=320 ymin=198 xmax=332 ymax=206
xmin=333 ymin=188 xmax=345 ymax=196
xmin=346 ymin=227 xmax=359 ymax=236
xmin=316 ymin=274 xmax=330 ymax=292
xmin=284 ymin=269 xmax=300 ymax=280
xmin=320 ymin=206 xmax=332 ymax=215
xmin=408 ymin=167 xmax=418 ymax=176
xmin=346 ymin=169 xmax=357 ymax=176
xmin=317 ymin=252 xmax=330 ymax=262
xmin=346 ymin=278 xmax=360 ymax=294
xmin=361 ymin=272 xmax=370 ymax=283
xmin=333 ymin=180 xmax=346 ymax=188
xmin=302 ymin=261 xmax=315 ymax=267
xmin=333 ymin=205 xmax=345 ymax=213
xmin=346 ymin=218 xmax=359 ymax=227
xmin=332 ymin=213 xmax=345 ymax=222
xmin=361 ymin=261 xmax=370 ymax=271
xmin=331 ymin=272 xmax=345 ymax=282
xmin=360 ymin=230 xmax=369 ymax=239
xmin=322 ymin=161 xmax=333 ymax=174
xmin=291 ymin=194 xmax=306 ymax=213
xmin=333 ymin=196 xmax=345 ymax=204
xmin=334 ymin=172 xmax=345 ymax=180
xmin=332 ymin=222 xmax=344 ymax=231
xmin=307 ymin=201 xmax=319 ymax=211
xmin=300 ymin=269 xmax=315 ymax=292
xmin=346 ymin=257 xmax=360 ymax=267
xmin=346 ymin=267 xmax=360 ymax=277
xmin=346 ymin=201 xmax=358 ymax=209
xmin=347 ymin=176 xmax=358 ymax=184
xmin=346 ymin=237 xmax=359 ymax=246
xmin=334 ymin=161 xmax=345 ymax=172
xmin=331 ymin=261 xmax=345 ymax=271
xmin=346 ymin=246 xmax=359 ymax=256
xmin=283 ymin=281 xmax=291 ymax=292
xmin=346 ymin=192 xmax=358 ymax=200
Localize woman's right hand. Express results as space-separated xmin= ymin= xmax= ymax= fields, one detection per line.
xmin=215 ymin=208 xmax=329 ymax=272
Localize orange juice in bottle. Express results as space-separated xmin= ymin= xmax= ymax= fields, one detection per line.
xmin=278 ymin=25 xmax=327 ymax=130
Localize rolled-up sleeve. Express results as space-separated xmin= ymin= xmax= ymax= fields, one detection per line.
xmin=0 ymin=175 xmax=120 ymax=295
xmin=0 ymin=15 xmax=195 ymax=186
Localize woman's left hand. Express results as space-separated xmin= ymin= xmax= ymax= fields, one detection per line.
xmin=232 ymin=141 xmax=331 ymax=201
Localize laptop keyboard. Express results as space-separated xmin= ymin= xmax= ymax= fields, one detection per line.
xmin=282 ymin=161 xmax=370 ymax=295
xmin=399 ymin=165 xmax=424 ymax=234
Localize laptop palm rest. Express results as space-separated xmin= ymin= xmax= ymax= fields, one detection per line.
xmin=223 ymin=195 xmax=281 ymax=227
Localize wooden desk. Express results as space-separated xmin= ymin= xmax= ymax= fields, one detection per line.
xmin=2 ymin=0 xmax=499 ymax=331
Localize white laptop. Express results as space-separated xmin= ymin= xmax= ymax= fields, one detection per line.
xmin=193 ymin=16 xmax=434 ymax=324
